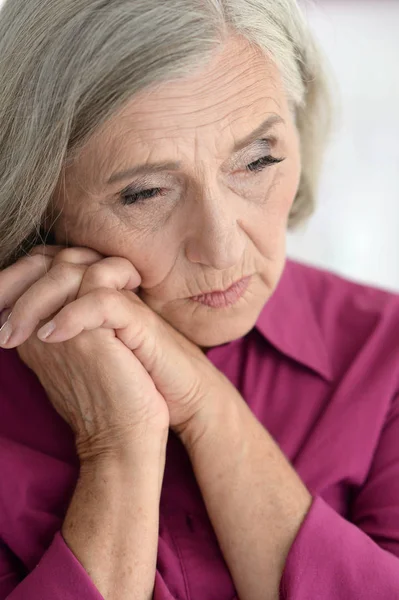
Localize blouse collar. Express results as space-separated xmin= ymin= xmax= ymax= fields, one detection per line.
xmin=255 ymin=259 xmax=333 ymax=382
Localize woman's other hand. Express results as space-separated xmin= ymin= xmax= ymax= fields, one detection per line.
xmin=0 ymin=245 xmax=224 ymax=444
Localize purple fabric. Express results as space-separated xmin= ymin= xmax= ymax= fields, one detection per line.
xmin=1 ymin=258 xmax=399 ymax=598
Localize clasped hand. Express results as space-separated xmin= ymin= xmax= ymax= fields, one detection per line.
xmin=0 ymin=245 xmax=232 ymax=451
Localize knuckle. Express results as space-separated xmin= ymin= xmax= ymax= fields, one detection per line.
xmin=51 ymin=248 xmax=81 ymax=265
xmin=27 ymin=244 xmax=47 ymax=257
xmin=27 ymin=245 xmax=60 ymax=261
xmin=18 ymin=253 xmax=42 ymax=268
xmin=52 ymin=247 xmax=103 ymax=266
xmin=46 ymin=261 xmax=80 ymax=283
xmin=103 ymin=256 xmax=134 ymax=270
xmin=81 ymin=257 xmax=133 ymax=287
xmin=92 ymin=287 xmax=121 ymax=310
xmin=82 ymin=262 xmax=109 ymax=286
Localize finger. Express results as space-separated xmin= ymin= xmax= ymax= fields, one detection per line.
xmin=1 ymin=259 xmax=141 ymax=349
xmin=0 ymin=254 xmax=53 ymax=312
xmin=51 ymin=246 xmax=105 ymax=268
xmin=36 ymin=288 xmax=140 ymax=344
xmin=28 ymin=244 xmax=66 ymax=258
xmin=0 ymin=245 xmax=102 ymax=312
xmin=0 ymin=263 xmax=87 ymax=348
xmin=77 ymin=257 xmax=142 ymax=298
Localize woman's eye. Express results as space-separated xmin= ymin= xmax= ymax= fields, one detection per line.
xmin=120 ymin=187 xmax=163 ymax=206
xmin=245 ymin=155 xmax=285 ymax=173
xmin=119 ymin=155 xmax=286 ymax=206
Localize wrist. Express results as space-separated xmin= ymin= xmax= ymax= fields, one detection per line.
xmin=178 ymin=382 xmax=245 ymax=456
xmin=78 ymin=425 xmax=169 ymax=472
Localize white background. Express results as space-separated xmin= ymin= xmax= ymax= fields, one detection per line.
xmin=289 ymin=0 xmax=399 ymax=291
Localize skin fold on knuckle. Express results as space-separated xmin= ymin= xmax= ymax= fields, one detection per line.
xmin=19 ymin=254 xmax=45 ymax=271
xmin=49 ymin=262 xmax=87 ymax=291
xmin=80 ymin=262 xmax=117 ymax=292
xmin=52 ymin=247 xmax=104 ymax=265
xmin=27 ymin=245 xmax=49 ymax=258
xmin=93 ymin=288 xmax=122 ymax=316
xmin=46 ymin=261 xmax=75 ymax=284
xmin=85 ymin=257 xmax=135 ymax=289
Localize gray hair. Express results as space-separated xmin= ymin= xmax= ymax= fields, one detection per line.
xmin=0 ymin=0 xmax=336 ymax=269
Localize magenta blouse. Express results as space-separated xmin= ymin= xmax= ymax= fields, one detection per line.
xmin=1 ymin=258 xmax=399 ymax=599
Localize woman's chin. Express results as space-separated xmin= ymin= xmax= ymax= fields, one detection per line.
xmin=180 ymin=309 xmax=259 ymax=351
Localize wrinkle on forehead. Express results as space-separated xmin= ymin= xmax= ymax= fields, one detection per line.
xmin=70 ymin=33 xmax=287 ymax=192
xmin=115 ymin=37 xmax=282 ymax=131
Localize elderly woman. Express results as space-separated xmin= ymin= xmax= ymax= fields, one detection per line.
xmin=0 ymin=0 xmax=398 ymax=599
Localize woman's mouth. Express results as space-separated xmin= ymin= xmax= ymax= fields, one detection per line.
xmin=190 ymin=276 xmax=251 ymax=309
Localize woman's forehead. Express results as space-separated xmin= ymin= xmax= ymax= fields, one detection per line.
xmin=115 ymin=46 xmax=282 ymax=127
xmin=83 ymin=47 xmax=286 ymax=158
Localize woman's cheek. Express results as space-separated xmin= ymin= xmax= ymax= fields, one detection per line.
xmin=263 ymin=173 xmax=296 ymax=224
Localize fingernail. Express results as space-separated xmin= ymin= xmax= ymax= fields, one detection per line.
xmin=0 ymin=320 xmax=12 ymax=346
xmin=37 ymin=320 xmax=56 ymax=340
xmin=0 ymin=308 xmax=12 ymax=328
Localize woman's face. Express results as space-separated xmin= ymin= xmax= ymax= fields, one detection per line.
xmin=50 ymin=34 xmax=301 ymax=350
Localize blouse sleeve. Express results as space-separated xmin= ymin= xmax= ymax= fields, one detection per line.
xmin=279 ymin=391 xmax=399 ymax=599
xmin=1 ymin=531 xmax=175 ymax=600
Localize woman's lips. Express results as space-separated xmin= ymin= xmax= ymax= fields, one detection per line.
xmin=190 ymin=276 xmax=251 ymax=308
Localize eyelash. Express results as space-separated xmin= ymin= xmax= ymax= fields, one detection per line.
xmin=120 ymin=154 xmax=286 ymax=206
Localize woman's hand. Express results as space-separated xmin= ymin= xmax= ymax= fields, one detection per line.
xmin=0 ymin=245 xmax=224 ymax=443
xmin=0 ymin=246 xmax=172 ymax=460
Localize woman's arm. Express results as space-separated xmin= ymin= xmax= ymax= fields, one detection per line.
xmin=180 ymin=386 xmax=399 ymax=600
xmin=1 ymin=434 xmax=167 ymax=600
xmin=180 ymin=389 xmax=312 ymax=600
xmin=62 ymin=437 xmax=167 ymax=600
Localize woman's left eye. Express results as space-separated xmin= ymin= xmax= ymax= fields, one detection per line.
xmin=245 ymin=155 xmax=286 ymax=173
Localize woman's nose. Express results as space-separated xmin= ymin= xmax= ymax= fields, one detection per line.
xmin=185 ymin=199 xmax=247 ymax=270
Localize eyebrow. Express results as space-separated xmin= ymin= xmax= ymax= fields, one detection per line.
xmin=107 ymin=113 xmax=285 ymax=185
